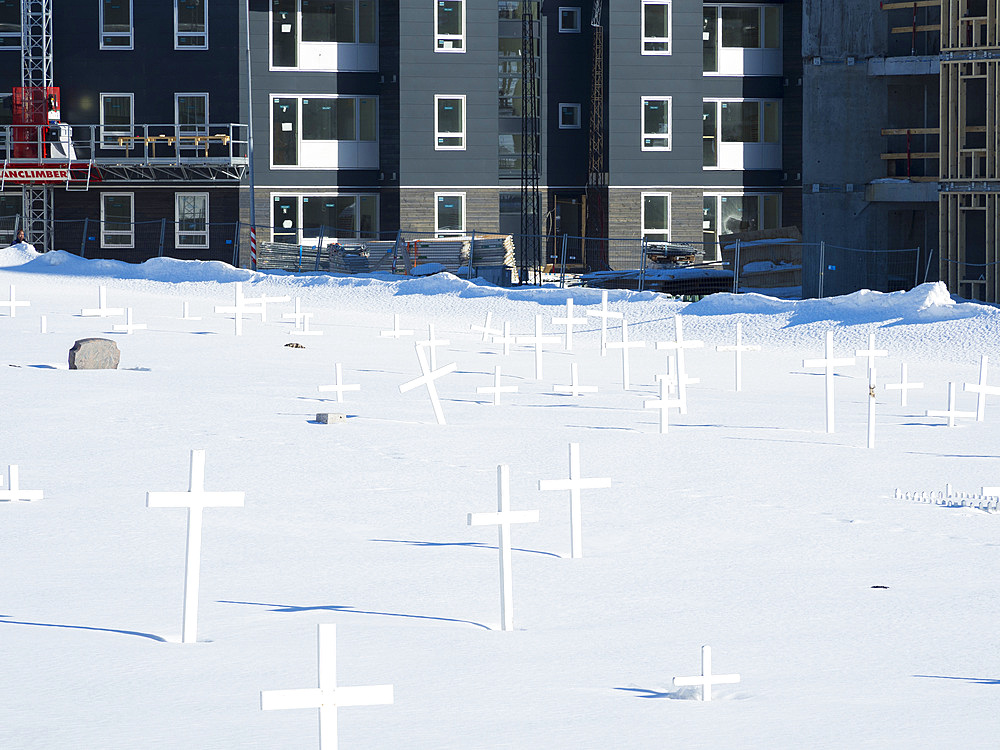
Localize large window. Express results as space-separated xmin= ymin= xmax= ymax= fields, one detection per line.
xmin=270 ymin=95 xmax=378 ymax=168
xmin=704 ymin=4 xmax=780 ymax=74
xmin=175 ymin=94 xmax=209 ymax=148
xmin=0 ymin=0 xmax=19 ymax=50
xmin=703 ymin=193 xmax=781 ymax=257
xmin=435 ymin=95 xmax=465 ymax=150
xmin=176 ymin=193 xmax=209 ymax=248
xmin=436 ymin=0 xmax=465 ymax=52
xmin=271 ymin=194 xmax=378 ymax=244
xmin=175 ymin=0 xmax=208 ymax=49
xmin=641 ymin=1 xmax=671 ymax=54
xmin=101 ymin=193 xmax=134 ymax=248
xmin=100 ymin=0 xmax=133 ymax=49
xmin=435 ymin=193 xmax=465 ymax=236
xmin=100 ymin=94 xmax=133 ymax=148
xmin=270 ymin=0 xmax=377 ymax=71
xmin=641 ymin=97 xmax=671 ymax=151
xmin=703 ymin=99 xmax=780 ymax=169
xmin=642 ymin=193 xmax=671 ymax=246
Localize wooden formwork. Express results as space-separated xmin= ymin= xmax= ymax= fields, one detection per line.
xmin=939 ymin=0 xmax=1000 ymax=301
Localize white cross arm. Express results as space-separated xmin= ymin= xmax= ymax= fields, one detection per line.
xmin=538 ymin=477 xmax=612 ymax=492
xmin=398 ymin=362 xmax=457 ymax=393
xmin=673 ymin=673 xmax=741 ymax=687
xmin=263 ymin=685 xmax=394 ymax=710
xmin=468 ymin=510 xmax=539 ymax=526
xmin=965 ymin=382 xmax=1000 ymax=396
xmin=261 ymin=687 xmax=324 ymax=711
xmin=146 ymin=490 xmax=246 ymax=509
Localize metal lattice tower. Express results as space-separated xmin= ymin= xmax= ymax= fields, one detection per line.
xmin=519 ymin=10 xmax=541 ymax=285
xmin=20 ymin=0 xmax=54 ymax=252
xmin=585 ymin=0 xmax=607 ymax=271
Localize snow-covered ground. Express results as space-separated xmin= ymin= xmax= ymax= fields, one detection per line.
xmin=1 ymin=245 xmax=999 ymax=749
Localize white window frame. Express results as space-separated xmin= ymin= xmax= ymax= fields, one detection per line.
xmin=641 ymin=0 xmax=671 ymax=55
xmin=558 ymin=103 xmax=581 ymax=129
xmin=175 ymin=192 xmax=210 ymax=249
xmin=704 ymin=192 xmax=782 ymax=237
xmin=100 ymin=93 xmax=134 ymax=149
xmin=434 ymin=192 xmax=466 ymax=237
xmin=269 ymin=0 xmax=379 ymax=72
xmin=100 ymin=0 xmax=134 ymax=50
xmin=641 ymin=192 xmax=671 ymax=245
xmin=174 ymin=92 xmax=209 ymax=144
xmin=434 ymin=94 xmax=466 ymax=151
xmin=703 ymin=4 xmax=781 ymax=76
xmin=101 ymin=192 xmax=135 ymax=249
xmin=174 ymin=0 xmax=209 ymax=50
xmin=558 ymin=7 xmax=581 ymax=33
xmin=703 ymin=98 xmax=782 ymax=170
xmin=641 ymin=96 xmax=672 ymax=151
xmin=269 ymin=192 xmax=380 ymax=244
xmin=435 ymin=0 xmax=465 ymax=53
xmin=268 ymin=94 xmax=379 ymax=170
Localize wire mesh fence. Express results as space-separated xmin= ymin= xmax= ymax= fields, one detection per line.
xmin=0 ymin=214 xmax=21 ymax=245
xmin=47 ymin=219 xmax=241 ymax=266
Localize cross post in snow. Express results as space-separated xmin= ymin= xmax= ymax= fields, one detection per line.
xmin=398 ymin=344 xmax=457 ymax=425
xmin=802 ymin=330 xmax=855 ymax=433
xmin=552 ymin=298 xmax=588 ymax=351
xmin=673 ymin=645 xmax=740 ymax=702
xmin=477 ymin=365 xmax=518 ymax=405
xmin=715 ymin=320 xmax=760 ymax=392
xmin=645 ymin=370 xmax=684 ymax=435
xmin=516 ymin=315 xmax=560 ymax=380
xmin=605 ymin=318 xmax=646 ymax=391
xmin=884 ymin=363 xmax=923 ymax=406
xmin=0 ymin=284 xmax=30 ymax=317
xmin=0 ymin=465 xmax=43 ymax=502
xmin=492 ymin=321 xmax=516 ymax=356
xmin=926 ymin=381 xmax=977 ymax=427
xmin=964 ymin=355 xmax=1000 ymax=422
xmin=318 ymin=364 xmax=361 ymax=403
xmin=538 ymin=443 xmax=611 ymax=559
xmin=417 ymin=323 xmax=450 ymax=371
xmin=112 ymin=307 xmax=146 ymax=335
xmin=379 ymin=313 xmax=414 ymax=339
xmin=81 ymin=285 xmax=125 ymax=317
xmin=586 ymin=289 xmax=622 ymax=356
xmin=471 ymin=311 xmax=501 ymax=343
xmin=656 ymin=316 xmax=703 ymax=414
xmin=554 ymin=362 xmax=598 ymax=397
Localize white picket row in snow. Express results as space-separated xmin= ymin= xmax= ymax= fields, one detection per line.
xmin=468 ymin=465 xmax=539 ymax=631
xmin=926 ymin=382 xmax=977 ymax=427
xmin=964 ymin=355 xmax=1000 ymax=422
xmin=81 ymin=285 xmax=125 ymax=318
xmin=470 ymin=311 xmax=501 ymax=343
xmin=673 ymin=645 xmax=741 ymax=702
xmin=0 ymin=284 xmax=30 ymax=317
xmin=802 ymin=330 xmax=856 ymax=433
xmin=552 ymin=298 xmax=588 ymax=352
xmin=398 ymin=344 xmax=457 ymax=425
xmin=587 ymin=290 xmax=622 ymax=356
xmin=715 ymin=320 xmax=760 ymax=392
xmin=645 ymin=365 xmax=684 ymax=435
xmin=380 ymin=314 xmax=414 ymax=339
xmin=0 ymin=464 xmax=43 ymax=502
xmin=261 ymin=624 xmax=393 ymax=750
xmin=554 ymin=362 xmax=598 ymax=397
xmin=477 ymin=365 xmax=518 ymax=405
xmin=537 ymin=443 xmax=611 ymax=559
xmin=145 ymin=449 xmax=245 ymax=644
xmin=884 ymin=363 xmax=923 ymax=406
xmin=605 ymin=318 xmax=646 ymax=391
xmin=417 ymin=324 xmax=450 ymax=371
xmin=318 ymin=364 xmax=361 ymax=403
xmin=656 ymin=316 xmax=702 ymax=415
xmin=517 ymin=315 xmax=560 ymax=380
xmin=112 ymin=308 xmax=146 ymax=335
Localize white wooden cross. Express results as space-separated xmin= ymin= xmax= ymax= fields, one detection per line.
xmin=552 ymin=298 xmax=588 ymax=352
xmin=468 ymin=465 xmax=539 ymax=631
xmin=538 ymin=443 xmax=611 ymax=559
xmin=471 ymin=311 xmax=501 ymax=343
xmin=0 ymin=465 xmax=43 ymax=502
xmin=417 ymin=324 xmax=450 ymax=370
xmin=656 ymin=356 xmax=677 ymax=396
xmin=477 ymin=365 xmax=518 ymax=405
xmin=964 ymin=355 xmax=1000 ymax=422
xmin=379 ymin=313 xmax=414 ymax=339
xmin=866 ymin=365 xmax=877 ymax=449
xmin=291 ymin=313 xmax=322 ymax=336
xmin=242 ymin=290 xmax=291 ymax=323
xmin=81 ymin=285 xmax=125 ymax=317
xmin=554 ymin=362 xmax=598 ymax=397
xmin=112 ymin=307 xmax=146 ymax=335
xmin=39 ymin=315 xmax=46 ymax=334
xmin=0 ymin=284 xmax=30 ymax=317
xmin=146 ymin=449 xmax=245 ymax=643
xmin=587 ymin=289 xmax=622 ymax=356
xmin=261 ymin=623 xmax=393 ymax=750
xmin=802 ymin=330 xmax=856 ymax=433
xmin=673 ymin=645 xmax=741 ymax=702
xmin=318 ymin=364 xmax=361 ymax=403
xmin=492 ymin=321 xmax=516 ymax=356
xmin=605 ymin=318 xmax=646 ymax=391
xmin=715 ymin=321 xmax=760 ymax=392
xmin=926 ymin=382 xmax=977 ymax=427
xmin=181 ymin=300 xmax=201 ymax=321
xmin=283 ymin=298 xmax=308 ymax=330
xmin=516 ymin=315 xmax=560 ymax=380
xmin=398 ymin=344 xmax=457 ymax=425
xmin=214 ymin=282 xmax=258 ymax=336
xmin=885 ymin=363 xmax=923 ymax=406
xmin=855 ymin=332 xmax=889 ymax=375
xmin=655 ymin=316 xmax=703 ymax=414
xmin=644 ymin=371 xmax=684 ymax=435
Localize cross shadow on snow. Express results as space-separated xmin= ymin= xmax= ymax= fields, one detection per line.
xmin=218 ymin=600 xmax=491 ymax=630
xmin=371 ymin=538 xmax=561 ymax=558
xmin=913 ymin=674 xmax=1000 ymax=685
xmin=0 ymin=615 xmax=166 ymax=642
xmin=614 ymin=686 xmax=699 ymax=700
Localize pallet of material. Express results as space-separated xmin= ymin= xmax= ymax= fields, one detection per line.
xmin=327 ymin=240 xmax=399 ymax=274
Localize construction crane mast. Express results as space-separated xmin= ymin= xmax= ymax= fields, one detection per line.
xmin=584 ymin=0 xmax=607 ymax=270
xmin=519 ymin=7 xmax=541 ymax=285
xmin=19 ymin=0 xmax=54 ymax=251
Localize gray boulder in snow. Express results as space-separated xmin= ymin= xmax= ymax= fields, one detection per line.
xmin=69 ymin=338 xmax=120 ymax=370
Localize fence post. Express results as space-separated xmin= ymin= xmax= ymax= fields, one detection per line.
xmin=78 ymin=217 xmax=89 ymax=257
xmin=157 ymin=218 xmax=167 ymax=257
xmin=923 ymin=247 xmax=935 ymax=283
xmin=639 ymin=237 xmax=648 ymax=292
xmin=392 ymin=229 xmax=402 ymax=274
xmin=818 ymin=241 xmax=826 ymax=298
xmin=233 ymin=221 xmax=241 ymax=267
xmin=13 ymin=213 xmax=20 ymax=242
xmin=559 ymin=234 xmax=569 ymax=288
xmin=732 ymin=239 xmax=741 ymax=294
xmin=468 ymin=230 xmax=476 ymax=280
xmin=914 ymin=245 xmax=921 ymax=288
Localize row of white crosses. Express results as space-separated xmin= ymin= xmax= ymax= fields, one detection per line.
xmin=213 ymin=282 xmax=291 ymax=335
